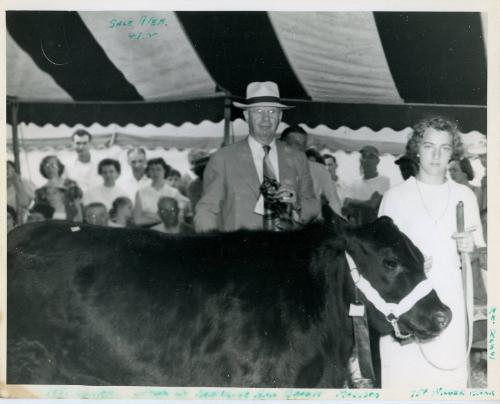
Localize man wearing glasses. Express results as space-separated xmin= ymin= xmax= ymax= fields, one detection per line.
xmin=195 ymin=81 xmax=319 ymax=232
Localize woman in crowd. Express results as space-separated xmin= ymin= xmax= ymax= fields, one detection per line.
xmin=36 ymin=155 xmax=84 ymax=220
xmin=84 ymin=159 xmax=128 ymax=210
xmin=38 ymin=155 xmax=78 ymax=189
xmin=448 ymin=157 xmax=482 ymax=205
xmin=134 ymin=158 xmax=192 ymax=227
xmin=378 ymin=116 xmax=486 ymax=388
xmin=42 ymin=185 xmax=83 ymax=221
xmin=109 ymin=197 xmax=133 ymax=228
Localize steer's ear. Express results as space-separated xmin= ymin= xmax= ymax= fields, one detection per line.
xmin=374 ymin=216 xmax=395 ymax=233
xmin=322 ymin=203 xmax=349 ymax=231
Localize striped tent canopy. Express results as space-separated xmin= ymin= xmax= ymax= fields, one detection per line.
xmin=7 ymin=11 xmax=487 ymax=133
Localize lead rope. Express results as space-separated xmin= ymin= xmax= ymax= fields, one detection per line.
xmin=416 ymin=201 xmax=474 ymax=376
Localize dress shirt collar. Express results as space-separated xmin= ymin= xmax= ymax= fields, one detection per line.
xmin=248 ymin=135 xmax=277 ymax=157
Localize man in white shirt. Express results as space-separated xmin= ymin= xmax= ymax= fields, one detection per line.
xmin=118 ymin=147 xmax=150 ymax=200
xmin=323 ymin=154 xmax=348 ymax=205
xmin=343 ymin=145 xmax=390 ymax=224
xmin=194 ymin=81 xmax=319 ymax=232
xmin=65 ymin=129 xmax=100 ymax=193
xmin=84 ymin=159 xmax=128 ymax=210
xmin=152 ymin=197 xmax=194 ymax=235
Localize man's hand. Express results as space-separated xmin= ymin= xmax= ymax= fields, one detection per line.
xmin=275 ymin=184 xmax=300 ymax=211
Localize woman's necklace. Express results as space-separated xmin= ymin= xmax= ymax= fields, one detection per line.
xmin=415 ymin=178 xmax=451 ymax=225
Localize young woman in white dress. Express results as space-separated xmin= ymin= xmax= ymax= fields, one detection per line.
xmin=378 ymin=116 xmax=486 ymax=388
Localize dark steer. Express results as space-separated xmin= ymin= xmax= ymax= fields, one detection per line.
xmin=7 ymin=213 xmax=451 ymax=387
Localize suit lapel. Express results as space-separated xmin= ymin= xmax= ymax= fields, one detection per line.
xmin=277 ymin=141 xmax=294 ymax=186
xmin=237 ymin=139 xmax=261 ymax=197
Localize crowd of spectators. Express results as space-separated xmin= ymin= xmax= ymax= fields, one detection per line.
xmin=6 ymin=129 xmax=208 ymax=235
xmin=6 ymin=126 xmax=487 ymax=236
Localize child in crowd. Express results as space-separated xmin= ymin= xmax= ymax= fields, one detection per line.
xmin=109 ymin=197 xmax=133 ymax=228
xmin=83 ymin=203 xmax=109 ymax=226
xmin=27 ymin=203 xmax=55 ymax=222
xmin=166 ymin=169 xmax=182 ymax=190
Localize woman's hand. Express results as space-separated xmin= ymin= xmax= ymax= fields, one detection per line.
xmin=452 ymin=227 xmax=476 ymax=254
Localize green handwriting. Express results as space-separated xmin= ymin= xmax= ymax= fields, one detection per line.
xmin=489 ymin=307 xmax=497 ymax=323
xmin=128 ymin=31 xmax=158 ymax=40
xmin=285 ymin=389 xmax=323 ymax=399
xmin=432 ymin=387 xmax=465 ymax=397
xmin=410 ymin=388 xmax=429 ymax=398
xmin=76 ymin=389 xmax=116 ymax=399
xmin=336 ymin=389 xmax=380 ymax=399
xmin=109 ymin=16 xmax=167 ymax=29
xmin=469 ymin=389 xmax=496 ymax=397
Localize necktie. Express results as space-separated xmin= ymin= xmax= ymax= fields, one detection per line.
xmin=262 ymin=145 xmax=277 ymax=230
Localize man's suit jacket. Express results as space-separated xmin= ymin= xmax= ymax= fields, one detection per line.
xmin=194 ymin=138 xmax=320 ymax=232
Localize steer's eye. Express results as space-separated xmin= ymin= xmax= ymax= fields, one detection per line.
xmin=383 ymin=258 xmax=399 ymax=270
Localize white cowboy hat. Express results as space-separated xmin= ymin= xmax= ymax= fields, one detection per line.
xmin=233 ymin=81 xmax=294 ymax=109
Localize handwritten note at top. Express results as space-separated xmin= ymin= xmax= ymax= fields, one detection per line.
xmin=108 ymin=16 xmax=167 ymax=40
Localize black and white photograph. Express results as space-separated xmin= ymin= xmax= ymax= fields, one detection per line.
xmin=2 ymin=0 xmax=499 ymax=400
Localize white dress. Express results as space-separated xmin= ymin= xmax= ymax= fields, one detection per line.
xmin=83 ymin=184 xmax=129 ymax=211
xmin=378 ymin=177 xmax=485 ymax=388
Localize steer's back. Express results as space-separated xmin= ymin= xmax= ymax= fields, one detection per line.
xmin=7 ymin=221 xmax=349 ymax=387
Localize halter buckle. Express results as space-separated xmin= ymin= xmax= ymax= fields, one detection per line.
xmin=386 ymin=313 xmax=413 ymax=340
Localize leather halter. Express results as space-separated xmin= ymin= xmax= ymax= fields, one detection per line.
xmin=345 ymin=252 xmax=433 ymax=339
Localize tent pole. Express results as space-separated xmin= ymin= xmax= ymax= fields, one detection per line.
xmin=223 ymin=96 xmax=232 ymax=147
xmin=10 ymin=99 xmax=21 ymax=174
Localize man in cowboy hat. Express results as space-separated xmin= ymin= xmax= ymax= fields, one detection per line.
xmin=194 ymin=81 xmax=319 ymax=232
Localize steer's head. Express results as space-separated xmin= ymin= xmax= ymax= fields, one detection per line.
xmin=336 ymin=214 xmax=451 ymax=341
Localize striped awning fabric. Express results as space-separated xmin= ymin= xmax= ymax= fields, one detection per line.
xmin=6 ymin=11 xmax=487 ymax=132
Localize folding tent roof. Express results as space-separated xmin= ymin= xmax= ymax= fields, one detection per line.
xmin=6 ymin=11 xmax=487 ymax=133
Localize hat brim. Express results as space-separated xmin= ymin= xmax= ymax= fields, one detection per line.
xmin=233 ymin=101 xmax=294 ymax=110
xmin=360 ymin=151 xmax=379 ymax=158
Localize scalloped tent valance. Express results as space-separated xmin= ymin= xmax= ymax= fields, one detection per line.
xmin=6 ymin=120 xmax=486 ymax=156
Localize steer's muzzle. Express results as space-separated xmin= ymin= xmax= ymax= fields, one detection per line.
xmin=431 ymin=309 xmax=451 ymax=331
xmin=400 ymin=291 xmax=452 ymax=340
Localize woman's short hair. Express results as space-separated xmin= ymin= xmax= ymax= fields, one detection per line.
xmin=39 ymin=155 xmax=65 ymax=179
xmin=458 ymin=157 xmax=475 ymax=181
xmin=98 ymin=158 xmax=121 ymax=175
xmin=406 ymin=116 xmax=464 ymax=162
xmin=146 ymin=158 xmax=171 ymax=178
